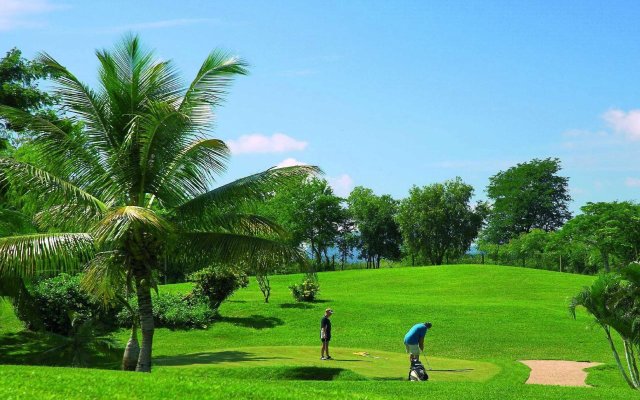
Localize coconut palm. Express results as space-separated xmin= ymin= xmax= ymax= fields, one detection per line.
xmin=0 ymin=35 xmax=316 ymax=372
xmin=570 ymin=270 xmax=640 ymax=389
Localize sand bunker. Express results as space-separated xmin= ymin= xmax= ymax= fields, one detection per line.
xmin=520 ymin=360 xmax=602 ymax=387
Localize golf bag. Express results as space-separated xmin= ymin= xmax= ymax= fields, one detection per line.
xmin=408 ymin=359 xmax=429 ymax=381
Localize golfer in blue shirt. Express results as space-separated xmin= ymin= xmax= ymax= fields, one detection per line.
xmin=404 ymin=322 xmax=432 ymax=362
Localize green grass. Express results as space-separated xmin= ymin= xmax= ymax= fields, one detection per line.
xmin=0 ymin=264 xmax=634 ymax=399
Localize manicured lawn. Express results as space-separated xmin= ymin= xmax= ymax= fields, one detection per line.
xmin=0 ymin=264 xmax=633 ymax=399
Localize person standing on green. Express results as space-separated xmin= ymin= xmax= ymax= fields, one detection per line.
xmin=404 ymin=322 xmax=432 ymax=362
xmin=320 ymin=308 xmax=333 ymax=360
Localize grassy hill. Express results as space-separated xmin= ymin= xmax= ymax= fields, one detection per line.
xmin=0 ymin=264 xmax=632 ymax=399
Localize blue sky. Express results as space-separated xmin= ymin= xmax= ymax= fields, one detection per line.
xmin=2 ymin=0 xmax=640 ymax=211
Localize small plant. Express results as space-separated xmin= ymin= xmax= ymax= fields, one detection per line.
xmin=289 ymin=276 xmax=320 ymax=302
xmin=256 ymin=273 xmax=271 ymax=303
xmin=188 ymin=264 xmax=249 ymax=310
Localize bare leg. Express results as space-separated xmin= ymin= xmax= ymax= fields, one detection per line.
xmin=321 ymin=341 xmax=327 ymax=358
xmin=326 ymin=342 xmax=330 ymax=358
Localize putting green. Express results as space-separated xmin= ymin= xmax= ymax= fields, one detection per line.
xmin=154 ymin=346 xmax=500 ymax=382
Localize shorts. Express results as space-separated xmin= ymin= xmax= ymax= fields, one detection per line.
xmin=321 ymin=337 xmax=331 ymax=343
xmin=405 ymin=343 xmax=421 ymax=356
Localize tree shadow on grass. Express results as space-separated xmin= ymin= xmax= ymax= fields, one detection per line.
xmin=0 ymin=331 xmax=121 ymax=369
xmin=216 ymin=315 xmax=284 ymax=330
xmin=155 ymin=351 xmax=290 ymax=366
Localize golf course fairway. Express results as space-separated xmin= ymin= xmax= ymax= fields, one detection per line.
xmin=0 ymin=265 xmax=634 ymax=399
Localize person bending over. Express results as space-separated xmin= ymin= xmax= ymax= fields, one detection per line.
xmin=403 ymin=322 xmax=432 ymax=362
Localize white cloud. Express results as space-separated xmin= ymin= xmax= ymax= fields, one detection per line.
xmin=103 ymin=18 xmax=218 ymax=34
xmin=625 ymin=177 xmax=640 ymax=187
xmin=603 ymin=109 xmax=640 ymax=141
xmin=227 ymin=133 xmax=308 ymax=155
xmin=0 ymin=0 xmax=63 ymax=31
xmin=275 ymin=158 xmax=308 ymax=168
xmin=327 ymin=174 xmax=354 ymax=197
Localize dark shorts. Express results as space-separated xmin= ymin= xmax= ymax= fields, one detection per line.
xmin=321 ymin=337 xmax=331 ymax=343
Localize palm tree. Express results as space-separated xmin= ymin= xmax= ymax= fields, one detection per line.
xmin=0 ymin=35 xmax=316 ymax=372
xmin=570 ymin=270 xmax=640 ymax=389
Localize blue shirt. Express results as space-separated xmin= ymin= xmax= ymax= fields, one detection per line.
xmin=404 ymin=323 xmax=428 ymax=345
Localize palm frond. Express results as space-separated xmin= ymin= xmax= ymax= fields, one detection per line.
xmin=179 ymin=51 xmax=248 ymax=121
xmin=177 ymin=212 xmax=288 ymax=238
xmin=175 ymin=231 xmax=305 ymax=266
xmin=153 ymin=138 xmax=229 ymax=206
xmin=174 ymin=165 xmax=320 ymax=217
xmin=92 ymin=206 xmax=173 ymax=248
xmin=0 ymin=158 xmax=108 ymax=216
xmin=0 ymin=233 xmax=94 ymax=278
xmin=81 ymin=251 xmax=126 ymax=307
xmin=36 ymin=52 xmax=115 ymax=155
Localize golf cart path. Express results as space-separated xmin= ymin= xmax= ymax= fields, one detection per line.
xmin=520 ymin=360 xmax=602 ymax=387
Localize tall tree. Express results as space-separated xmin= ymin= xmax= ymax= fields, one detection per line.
xmin=0 ymin=35 xmax=315 ymax=372
xmin=0 ymin=48 xmax=58 ymax=147
xmin=261 ymin=176 xmax=345 ymax=270
xmin=348 ymin=186 xmax=402 ymax=268
xmin=484 ymin=158 xmax=571 ymax=244
xmin=397 ymin=178 xmax=486 ymax=265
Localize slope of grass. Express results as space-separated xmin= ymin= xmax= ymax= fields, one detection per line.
xmin=0 ymin=264 xmax=632 ymax=399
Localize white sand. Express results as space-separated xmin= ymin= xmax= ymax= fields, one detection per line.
xmin=519 ymin=360 xmax=603 ymax=387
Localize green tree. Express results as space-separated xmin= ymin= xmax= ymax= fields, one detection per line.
xmin=397 ymin=178 xmax=486 ymax=265
xmin=261 ymin=177 xmax=345 ymax=270
xmin=563 ymin=202 xmax=640 ymax=272
xmin=0 ymin=35 xmax=314 ymax=372
xmin=0 ymin=48 xmax=60 ymax=149
xmin=347 ymin=186 xmax=402 ymax=268
xmin=484 ymin=158 xmax=571 ymax=244
xmin=570 ymin=265 xmax=640 ymax=389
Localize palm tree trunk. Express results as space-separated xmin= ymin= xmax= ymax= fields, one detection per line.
xmin=605 ymin=326 xmax=635 ymax=389
xmin=122 ymin=322 xmax=140 ymax=371
xmin=623 ymin=340 xmax=640 ymax=388
xmin=135 ymin=276 xmax=154 ymax=372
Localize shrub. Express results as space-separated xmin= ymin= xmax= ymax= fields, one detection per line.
xmin=289 ymin=276 xmax=320 ymax=302
xmin=23 ymin=274 xmax=119 ymax=335
xmin=188 ymin=265 xmax=249 ymax=310
xmin=116 ymin=293 xmax=215 ymax=330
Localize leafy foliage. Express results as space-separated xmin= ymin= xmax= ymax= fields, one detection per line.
xmin=188 ymin=264 xmax=249 ymax=310
xmin=260 ymin=177 xmax=346 ymax=270
xmin=24 ymin=274 xmax=119 ymax=335
xmin=484 ymin=158 xmax=571 ymax=244
xmin=289 ymin=276 xmax=320 ymax=302
xmin=348 ymin=187 xmax=401 ymax=268
xmin=397 ymin=178 xmax=487 ymax=265
xmin=570 ymin=265 xmax=640 ymax=389
xmin=116 ymin=292 xmax=215 ymax=330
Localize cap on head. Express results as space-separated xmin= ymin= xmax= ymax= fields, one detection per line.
xmin=326 ymin=308 xmax=334 ymax=314
xmin=424 ymin=322 xmax=432 ymax=329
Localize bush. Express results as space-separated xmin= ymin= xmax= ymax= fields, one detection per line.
xmin=289 ymin=276 xmax=320 ymax=302
xmin=116 ymin=293 xmax=215 ymax=330
xmin=188 ymin=265 xmax=249 ymax=310
xmin=23 ymin=274 xmax=119 ymax=335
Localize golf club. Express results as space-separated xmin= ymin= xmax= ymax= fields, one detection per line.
xmin=422 ymin=351 xmax=433 ymax=370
